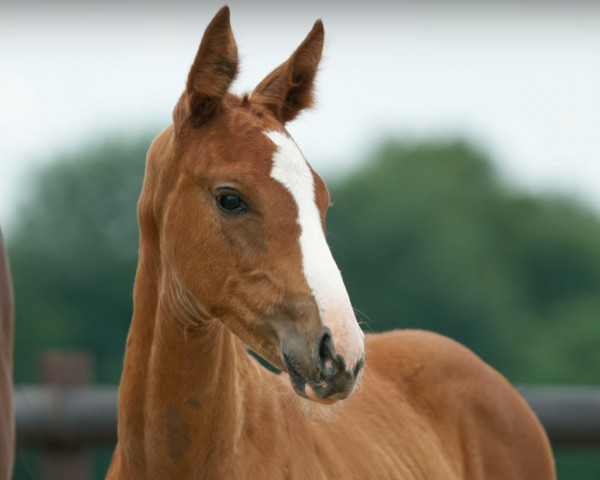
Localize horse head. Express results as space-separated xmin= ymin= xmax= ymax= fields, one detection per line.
xmin=141 ymin=7 xmax=364 ymax=404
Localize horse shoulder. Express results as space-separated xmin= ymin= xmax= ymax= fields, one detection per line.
xmin=364 ymin=329 xmax=555 ymax=479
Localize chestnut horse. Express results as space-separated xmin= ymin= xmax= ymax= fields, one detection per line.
xmin=107 ymin=7 xmax=555 ymax=479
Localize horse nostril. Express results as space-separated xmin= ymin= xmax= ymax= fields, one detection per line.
xmin=307 ymin=329 xmax=363 ymax=401
xmin=354 ymin=356 xmax=365 ymax=376
xmin=317 ymin=330 xmax=336 ymax=371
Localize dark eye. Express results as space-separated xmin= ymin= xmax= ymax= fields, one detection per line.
xmin=215 ymin=192 xmax=248 ymax=214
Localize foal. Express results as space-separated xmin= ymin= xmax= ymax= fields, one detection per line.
xmin=107 ymin=7 xmax=555 ymax=479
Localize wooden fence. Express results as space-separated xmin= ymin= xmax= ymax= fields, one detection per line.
xmin=12 ymin=352 xmax=600 ymax=479
xmin=14 ymin=385 xmax=600 ymax=448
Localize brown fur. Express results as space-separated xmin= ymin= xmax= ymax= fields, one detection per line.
xmin=0 ymin=229 xmax=14 ymax=479
xmin=107 ymin=7 xmax=555 ymax=479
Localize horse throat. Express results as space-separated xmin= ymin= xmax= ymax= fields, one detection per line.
xmin=115 ymin=243 xmax=263 ymax=477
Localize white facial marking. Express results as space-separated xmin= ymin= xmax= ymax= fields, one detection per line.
xmin=266 ymin=130 xmax=364 ymax=368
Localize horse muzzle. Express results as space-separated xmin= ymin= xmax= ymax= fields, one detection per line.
xmin=282 ymin=326 xmax=364 ymax=403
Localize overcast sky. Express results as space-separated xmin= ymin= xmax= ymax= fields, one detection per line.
xmin=2 ymin=1 xmax=600 ymax=233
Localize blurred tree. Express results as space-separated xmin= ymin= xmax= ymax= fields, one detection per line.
xmin=327 ymin=139 xmax=600 ymax=385
xmin=9 ymin=135 xmax=151 ymax=383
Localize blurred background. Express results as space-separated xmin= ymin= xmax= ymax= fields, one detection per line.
xmin=2 ymin=0 xmax=599 ymax=478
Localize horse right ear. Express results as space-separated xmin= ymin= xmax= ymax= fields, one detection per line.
xmin=174 ymin=6 xmax=238 ymax=128
xmin=250 ymin=20 xmax=324 ymax=124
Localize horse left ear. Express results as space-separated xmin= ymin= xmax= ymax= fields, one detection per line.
xmin=251 ymin=20 xmax=324 ymax=124
xmin=175 ymin=6 xmax=238 ymax=128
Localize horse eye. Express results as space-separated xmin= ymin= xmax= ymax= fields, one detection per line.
xmin=216 ymin=193 xmax=247 ymax=213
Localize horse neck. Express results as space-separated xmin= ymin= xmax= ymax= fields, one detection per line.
xmin=117 ymin=239 xmax=266 ymax=477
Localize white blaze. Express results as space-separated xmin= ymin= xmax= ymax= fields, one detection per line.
xmin=266 ymin=130 xmax=364 ymax=368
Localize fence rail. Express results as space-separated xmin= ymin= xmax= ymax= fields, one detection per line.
xmin=14 ymin=385 xmax=600 ymax=448
xmin=518 ymin=386 xmax=600 ymax=446
xmin=15 ymin=386 xmax=117 ymax=447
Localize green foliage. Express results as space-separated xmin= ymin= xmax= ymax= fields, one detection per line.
xmin=9 ymin=135 xmax=151 ymax=383
xmin=7 ymin=134 xmax=600 ymax=478
xmin=326 ymin=139 xmax=600 ymax=386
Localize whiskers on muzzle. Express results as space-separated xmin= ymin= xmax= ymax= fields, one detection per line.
xmin=281 ymin=326 xmax=364 ymax=403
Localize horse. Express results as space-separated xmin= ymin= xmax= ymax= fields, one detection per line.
xmin=0 ymin=229 xmax=15 ymax=480
xmin=107 ymin=7 xmax=555 ymax=479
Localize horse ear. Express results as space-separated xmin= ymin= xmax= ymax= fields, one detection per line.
xmin=176 ymin=6 xmax=238 ymax=128
xmin=251 ymin=20 xmax=324 ymax=124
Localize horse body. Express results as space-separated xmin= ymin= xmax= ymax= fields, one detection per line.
xmin=108 ymin=7 xmax=554 ymax=479
xmin=109 ymin=309 xmax=551 ymax=479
